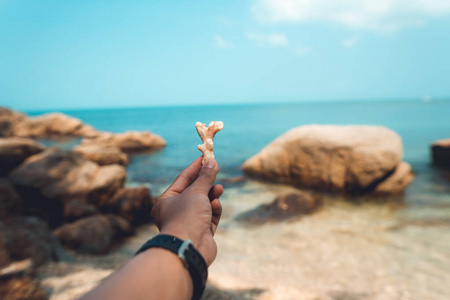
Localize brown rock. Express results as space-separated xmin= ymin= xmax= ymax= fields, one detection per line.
xmin=81 ymin=131 xmax=166 ymax=153
xmin=432 ymin=139 xmax=450 ymax=168
xmin=53 ymin=215 xmax=134 ymax=254
xmin=74 ymin=145 xmax=129 ymax=166
xmin=0 ymin=107 xmax=98 ymax=138
xmin=0 ymin=178 xmax=22 ymax=220
xmin=242 ymin=125 xmax=412 ymax=194
xmin=9 ymin=149 xmax=126 ymax=227
xmin=63 ymin=199 xmax=99 ymax=222
xmin=0 ymin=217 xmax=64 ymax=267
xmin=0 ymin=276 xmax=47 ymax=300
xmin=0 ymin=138 xmax=45 ymax=175
xmin=237 ymin=192 xmax=321 ymax=224
xmin=100 ymin=187 xmax=153 ymax=225
xmin=0 ymin=243 xmax=10 ymax=269
xmin=373 ymin=162 xmax=415 ymax=194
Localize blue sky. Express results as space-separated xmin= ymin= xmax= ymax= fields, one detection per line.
xmin=1 ymin=0 xmax=450 ymax=110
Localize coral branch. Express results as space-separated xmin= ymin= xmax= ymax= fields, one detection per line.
xmin=195 ymin=121 xmax=224 ymax=164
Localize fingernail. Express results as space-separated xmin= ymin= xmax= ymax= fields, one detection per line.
xmin=204 ymin=159 xmax=215 ymax=169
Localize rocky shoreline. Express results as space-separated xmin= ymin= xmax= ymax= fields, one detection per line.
xmin=1 ymin=107 xmax=449 ymax=299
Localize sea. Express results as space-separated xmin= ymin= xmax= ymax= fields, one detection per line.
xmin=29 ymin=99 xmax=450 ymax=299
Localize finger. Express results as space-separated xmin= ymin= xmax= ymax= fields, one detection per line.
xmin=159 ymin=156 xmax=203 ymax=201
xmin=210 ymin=198 xmax=222 ymax=235
xmin=189 ymin=159 xmax=218 ymax=195
xmin=208 ymin=184 xmax=224 ymax=202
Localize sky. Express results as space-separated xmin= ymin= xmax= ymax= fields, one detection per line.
xmin=1 ymin=0 xmax=450 ymax=110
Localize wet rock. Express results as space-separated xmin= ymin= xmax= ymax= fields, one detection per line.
xmin=0 ymin=178 xmax=22 ymax=220
xmin=74 ymin=145 xmax=129 ymax=166
xmin=237 ymin=192 xmax=321 ymax=224
xmin=63 ymin=199 xmax=99 ymax=223
xmin=100 ymin=187 xmax=153 ymax=226
xmin=9 ymin=149 xmax=126 ymax=227
xmin=0 ymin=107 xmax=98 ymax=138
xmin=0 ymin=276 xmax=47 ymax=300
xmin=81 ymin=131 xmax=166 ymax=153
xmin=431 ymin=139 xmax=450 ymax=168
xmin=373 ymin=162 xmax=415 ymax=194
xmin=53 ymin=215 xmax=134 ymax=254
xmin=242 ymin=125 xmax=413 ymax=194
xmin=0 ymin=138 xmax=45 ymax=175
xmin=0 ymin=217 xmax=64 ymax=267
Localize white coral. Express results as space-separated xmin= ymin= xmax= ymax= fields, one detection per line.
xmin=195 ymin=121 xmax=224 ymax=164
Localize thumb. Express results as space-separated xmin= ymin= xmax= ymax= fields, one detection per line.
xmin=189 ymin=159 xmax=218 ymax=195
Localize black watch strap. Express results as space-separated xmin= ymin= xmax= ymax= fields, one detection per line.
xmin=135 ymin=234 xmax=208 ymax=300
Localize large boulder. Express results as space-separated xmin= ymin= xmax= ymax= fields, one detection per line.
xmin=0 ymin=107 xmax=98 ymax=138
xmin=9 ymin=148 xmax=126 ymax=227
xmin=0 ymin=138 xmax=45 ymax=175
xmin=100 ymin=187 xmax=153 ymax=226
xmin=53 ymin=215 xmax=134 ymax=254
xmin=431 ymin=139 xmax=450 ymax=168
xmin=0 ymin=178 xmax=22 ymax=220
xmin=242 ymin=125 xmax=413 ymax=194
xmin=0 ymin=217 xmax=64 ymax=268
xmin=81 ymin=131 xmax=166 ymax=153
xmin=74 ymin=145 xmax=129 ymax=166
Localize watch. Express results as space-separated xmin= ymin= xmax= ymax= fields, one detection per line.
xmin=135 ymin=234 xmax=208 ymax=300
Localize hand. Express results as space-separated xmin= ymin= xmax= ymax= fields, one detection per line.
xmin=151 ymin=156 xmax=223 ymax=266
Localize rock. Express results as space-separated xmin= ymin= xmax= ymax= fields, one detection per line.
xmin=0 ymin=107 xmax=98 ymax=138
xmin=0 ymin=276 xmax=47 ymax=300
xmin=74 ymin=145 xmax=129 ymax=166
xmin=9 ymin=149 xmax=126 ymax=227
xmin=0 ymin=138 xmax=45 ymax=175
xmin=373 ymin=162 xmax=415 ymax=194
xmin=0 ymin=243 xmax=10 ymax=269
xmin=0 ymin=217 xmax=63 ymax=267
xmin=242 ymin=125 xmax=412 ymax=194
xmin=0 ymin=108 xmax=27 ymax=138
xmin=63 ymin=199 xmax=99 ymax=222
xmin=0 ymin=259 xmax=33 ymax=277
xmin=431 ymin=139 xmax=450 ymax=168
xmin=100 ymin=187 xmax=153 ymax=225
xmin=81 ymin=131 xmax=166 ymax=153
xmin=53 ymin=215 xmax=134 ymax=254
xmin=237 ymin=192 xmax=321 ymax=224
xmin=0 ymin=178 xmax=22 ymax=220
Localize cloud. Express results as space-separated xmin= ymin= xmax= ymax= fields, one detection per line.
xmin=342 ymin=36 xmax=360 ymax=48
xmin=213 ymin=35 xmax=233 ymax=49
xmin=247 ymin=32 xmax=288 ymax=47
xmin=252 ymin=0 xmax=450 ymax=32
xmin=295 ymin=45 xmax=311 ymax=55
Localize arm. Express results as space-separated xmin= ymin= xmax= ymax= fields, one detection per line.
xmin=80 ymin=157 xmax=223 ymax=300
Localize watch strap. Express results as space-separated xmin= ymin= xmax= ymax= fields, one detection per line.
xmin=135 ymin=234 xmax=208 ymax=300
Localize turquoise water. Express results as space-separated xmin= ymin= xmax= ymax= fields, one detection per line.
xmin=29 ymin=99 xmax=450 ymax=202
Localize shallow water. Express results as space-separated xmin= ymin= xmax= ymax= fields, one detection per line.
xmin=30 ymin=100 xmax=450 ymax=299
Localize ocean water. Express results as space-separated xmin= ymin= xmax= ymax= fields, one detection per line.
xmin=30 ymin=99 xmax=450 ymax=191
xmin=29 ymin=100 xmax=450 ymax=299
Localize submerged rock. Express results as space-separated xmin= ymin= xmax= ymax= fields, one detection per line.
xmin=431 ymin=139 xmax=450 ymax=168
xmin=53 ymin=215 xmax=134 ymax=254
xmin=242 ymin=125 xmax=413 ymax=194
xmin=81 ymin=131 xmax=166 ymax=153
xmin=0 ymin=138 xmax=45 ymax=175
xmin=9 ymin=148 xmax=126 ymax=227
xmin=237 ymin=192 xmax=321 ymax=224
xmin=74 ymin=145 xmax=129 ymax=166
xmin=0 ymin=217 xmax=64 ymax=268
